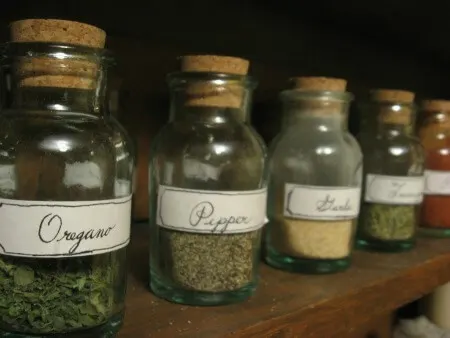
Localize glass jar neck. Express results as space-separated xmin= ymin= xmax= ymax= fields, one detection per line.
xmin=167 ymin=72 xmax=255 ymax=125
xmin=363 ymin=101 xmax=415 ymax=136
xmin=1 ymin=42 xmax=112 ymax=115
xmin=10 ymin=86 xmax=104 ymax=113
xmin=170 ymin=105 xmax=249 ymax=124
xmin=424 ymin=111 xmax=450 ymax=127
xmin=282 ymin=109 xmax=349 ymax=131
xmin=280 ymin=90 xmax=352 ymax=132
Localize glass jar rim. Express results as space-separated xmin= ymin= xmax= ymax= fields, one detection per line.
xmin=167 ymin=71 xmax=257 ymax=88
xmin=0 ymin=42 xmax=115 ymax=66
xmin=280 ymin=89 xmax=354 ymax=102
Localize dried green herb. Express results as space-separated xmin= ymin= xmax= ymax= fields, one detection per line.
xmin=0 ymin=254 xmax=120 ymax=334
xmin=160 ymin=229 xmax=260 ymax=292
xmin=361 ymin=204 xmax=416 ymax=240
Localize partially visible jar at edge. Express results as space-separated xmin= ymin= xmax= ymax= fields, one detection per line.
xmin=419 ymin=100 xmax=450 ymax=237
xmin=357 ymin=89 xmax=424 ymax=252
xmin=0 ymin=19 xmax=134 ymax=337
xmin=265 ymin=77 xmax=362 ymax=274
xmin=149 ymin=55 xmax=268 ymax=306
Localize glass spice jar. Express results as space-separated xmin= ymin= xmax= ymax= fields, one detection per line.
xmin=357 ymin=90 xmax=424 ymax=252
xmin=149 ymin=55 xmax=268 ymax=305
xmin=418 ymin=100 xmax=450 ymax=237
xmin=265 ymin=77 xmax=362 ymax=274
xmin=0 ymin=20 xmax=134 ymax=337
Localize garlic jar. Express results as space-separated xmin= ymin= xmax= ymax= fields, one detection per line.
xmin=265 ymin=77 xmax=362 ymax=274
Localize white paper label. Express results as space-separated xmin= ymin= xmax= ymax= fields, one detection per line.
xmin=364 ymin=174 xmax=424 ymax=204
xmin=0 ymin=196 xmax=132 ymax=258
xmin=283 ymin=184 xmax=361 ymax=220
xmin=157 ymin=185 xmax=268 ymax=234
xmin=424 ymin=170 xmax=450 ymax=195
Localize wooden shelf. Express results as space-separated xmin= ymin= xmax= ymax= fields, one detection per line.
xmin=119 ymin=224 xmax=450 ymax=337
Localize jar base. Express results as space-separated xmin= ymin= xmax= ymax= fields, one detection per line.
xmin=419 ymin=226 xmax=450 ymax=238
xmin=0 ymin=312 xmax=123 ymax=338
xmin=150 ymin=273 xmax=256 ymax=306
xmin=356 ymin=237 xmax=415 ymax=252
xmin=265 ymin=248 xmax=350 ymax=274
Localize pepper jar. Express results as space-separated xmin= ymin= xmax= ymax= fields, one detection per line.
xmin=0 ymin=19 xmax=134 ymax=337
xmin=148 ymin=55 xmax=268 ymax=306
xmin=357 ymin=90 xmax=424 ymax=252
xmin=265 ymin=77 xmax=362 ymax=274
xmin=418 ymin=100 xmax=450 ymax=237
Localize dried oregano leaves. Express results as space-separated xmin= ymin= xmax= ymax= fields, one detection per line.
xmin=0 ymin=256 xmax=117 ymax=333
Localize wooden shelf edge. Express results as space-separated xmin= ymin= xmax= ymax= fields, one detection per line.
xmin=121 ymin=226 xmax=450 ymax=338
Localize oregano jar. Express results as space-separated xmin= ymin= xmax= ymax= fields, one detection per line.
xmin=265 ymin=77 xmax=362 ymax=274
xmin=357 ymin=90 xmax=424 ymax=252
xmin=149 ymin=55 xmax=268 ymax=306
xmin=0 ymin=19 xmax=134 ymax=337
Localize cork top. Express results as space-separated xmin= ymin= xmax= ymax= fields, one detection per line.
xmin=180 ymin=55 xmax=249 ymax=75
xmin=10 ymin=19 xmax=106 ymax=48
xmin=421 ymin=99 xmax=450 ymax=113
xmin=292 ymin=77 xmax=347 ymax=92
xmin=9 ymin=19 xmax=107 ymax=89
xmin=370 ymin=89 xmax=415 ymax=104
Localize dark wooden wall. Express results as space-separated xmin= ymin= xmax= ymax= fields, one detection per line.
xmin=2 ymin=0 xmax=450 ymax=219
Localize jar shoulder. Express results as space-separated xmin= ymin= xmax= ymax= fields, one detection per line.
xmin=362 ymin=135 xmax=424 ymax=176
xmin=0 ymin=112 xmax=134 ymax=157
xmin=361 ymin=134 xmax=424 ymax=160
xmin=268 ymin=130 xmax=362 ymax=186
xmin=270 ymin=129 xmax=362 ymax=162
xmin=0 ymin=113 xmax=134 ymax=200
xmin=150 ymin=122 xmax=268 ymax=190
xmin=152 ymin=122 xmax=267 ymax=160
xmin=419 ymin=127 xmax=450 ymax=151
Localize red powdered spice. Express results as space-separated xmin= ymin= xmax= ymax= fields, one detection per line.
xmin=419 ymin=99 xmax=450 ymax=229
xmin=421 ymin=148 xmax=450 ymax=228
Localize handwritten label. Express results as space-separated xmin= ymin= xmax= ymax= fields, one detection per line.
xmin=424 ymin=170 xmax=450 ymax=195
xmin=364 ymin=174 xmax=424 ymax=204
xmin=157 ymin=185 xmax=268 ymax=234
xmin=0 ymin=196 xmax=131 ymax=258
xmin=284 ymin=184 xmax=361 ymax=220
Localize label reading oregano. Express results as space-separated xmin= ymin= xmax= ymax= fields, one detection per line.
xmin=0 ymin=196 xmax=132 ymax=258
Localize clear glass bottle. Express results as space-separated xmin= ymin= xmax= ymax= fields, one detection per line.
xmin=0 ymin=23 xmax=134 ymax=338
xmin=418 ymin=100 xmax=450 ymax=237
xmin=265 ymin=77 xmax=362 ymax=274
xmin=149 ymin=55 xmax=268 ymax=306
xmin=357 ymin=90 xmax=424 ymax=252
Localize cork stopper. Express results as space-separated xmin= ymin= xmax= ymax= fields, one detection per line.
xmin=370 ymin=89 xmax=415 ymax=125
xmin=10 ymin=19 xmax=106 ymax=89
xmin=292 ymin=77 xmax=347 ymax=91
xmin=180 ymin=55 xmax=249 ymax=108
xmin=421 ymin=100 xmax=450 ymax=113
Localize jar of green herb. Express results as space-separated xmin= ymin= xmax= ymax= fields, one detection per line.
xmin=149 ymin=55 xmax=268 ymax=306
xmin=357 ymin=89 xmax=425 ymax=252
xmin=0 ymin=19 xmax=134 ymax=337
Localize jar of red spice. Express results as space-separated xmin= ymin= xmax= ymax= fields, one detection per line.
xmin=419 ymin=100 xmax=450 ymax=237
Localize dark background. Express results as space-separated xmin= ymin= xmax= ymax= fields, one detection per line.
xmin=1 ymin=0 xmax=448 ymax=222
